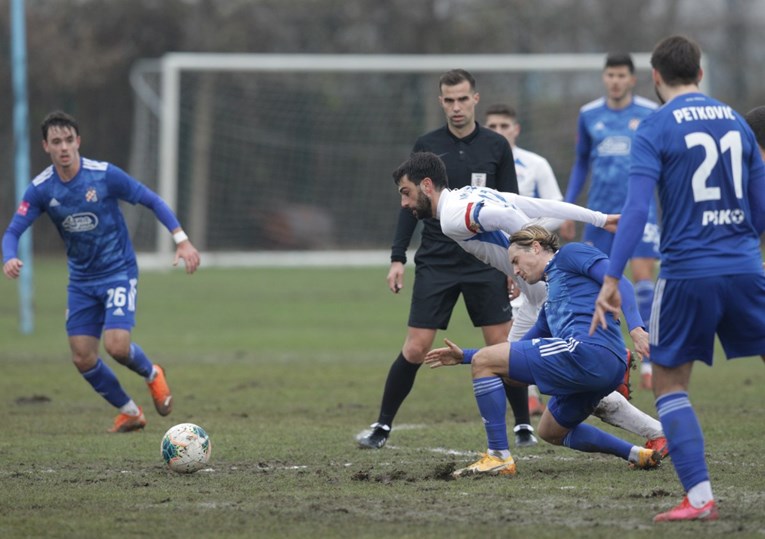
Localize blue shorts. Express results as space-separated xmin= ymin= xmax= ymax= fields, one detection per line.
xmin=66 ymin=272 xmax=139 ymax=337
xmin=650 ymin=274 xmax=765 ymax=367
xmin=583 ymin=222 xmax=660 ymax=259
xmin=509 ymin=338 xmax=626 ymax=428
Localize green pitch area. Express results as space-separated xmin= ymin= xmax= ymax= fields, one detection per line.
xmin=1 ymin=259 xmax=763 ymax=538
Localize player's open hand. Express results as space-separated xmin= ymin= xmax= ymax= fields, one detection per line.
xmin=603 ymin=214 xmax=620 ymax=233
xmin=174 ymin=241 xmax=201 ymax=274
xmin=589 ymin=276 xmax=622 ymax=335
xmin=387 ymin=261 xmax=405 ymax=294
xmin=424 ymin=338 xmax=464 ymax=368
xmin=3 ymin=258 xmax=23 ymax=279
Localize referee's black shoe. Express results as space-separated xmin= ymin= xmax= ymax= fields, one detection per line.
xmin=514 ymin=424 xmax=538 ymax=448
xmin=357 ymin=422 xmax=390 ymax=449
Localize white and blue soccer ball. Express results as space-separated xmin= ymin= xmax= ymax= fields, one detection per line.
xmin=161 ymin=423 xmax=212 ymax=473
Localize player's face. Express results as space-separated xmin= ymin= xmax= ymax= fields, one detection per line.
xmin=602 ymin=66 xmax=636 ymax=104
xmin=486 ymin=114 xmax=520 ymax=146
xmin=398 ymin=175 xmax=434 ymax=220
xmin=439 ymin=81 xmax=479 ymax=131
xmin=508 ymin=243 xmax=545 ymax=284
xmin=43 ymin=125 xmax=81 ymax=170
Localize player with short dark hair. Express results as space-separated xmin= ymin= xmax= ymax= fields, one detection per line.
xmin=593 ymin=35 xmax=765 ymax=522
xmin=356 ymin=69 xmax=536 ymax=449
xmin=560 ymin=52 xmax=660 ymax=390
xmin=2 ymin=111 xmax=201 ymax=432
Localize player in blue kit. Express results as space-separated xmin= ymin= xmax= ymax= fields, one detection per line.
xmin=425 ymin=225 xmax=661 ymax=476
xmin=2 ymin=111 xmax=201 ymax=432
xmin=592 ymin=36 xmax=765 ymax=522
xmin=560 ymin=53 xmax=660 ymax=390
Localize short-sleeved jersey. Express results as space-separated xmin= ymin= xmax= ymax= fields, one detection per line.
xmin=436 ymin=186 xmax=608 ymax=308
xmin=390 ymin=124 xmax=517 ymax=263
xmin=576 ymin=96 xmax=658 ymax=213
xmin=11 ymin=158 xmax=146 ymax=282
xmin=542 ymin=243 xmax=625 ymax=356
xmin=513 ymin=146 xmax=562 ymax=201
xmin=630 ymin=93 xmax=765 ymax=279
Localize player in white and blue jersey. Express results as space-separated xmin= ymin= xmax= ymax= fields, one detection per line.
xmin=592 ymin=36 xmax=765 ymax=523
xmin=561 ymin=53 xmax=660 ymax=389
xmin=425 ymin=226 xmax=662 ymax=476
xmin=394 ymin=152 xmax=668 ymax=476
xmin=2 ymin=111 xmax=201 ymax=433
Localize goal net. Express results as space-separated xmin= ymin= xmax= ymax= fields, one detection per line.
xmin=127 ymin=53 xmax=653 ymax=268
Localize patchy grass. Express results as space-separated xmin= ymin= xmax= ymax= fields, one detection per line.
xmin=1 ymin=260 xmax=763 ymax=538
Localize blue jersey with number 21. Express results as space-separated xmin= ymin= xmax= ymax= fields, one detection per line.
xmin=630 ymin=93 xmax=765 ymax=279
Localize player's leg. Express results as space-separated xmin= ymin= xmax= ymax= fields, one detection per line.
xmin=67 ymin=282 xmax=145 ymax=432
xmin=100 ymin=276 xmax=173 ymax=416
xmin=514 ymin=339 xmax=661 ymax=468
xmin=453 ymin=342 xmax=517 ymax=477
xmin=358 ymin=264 xmax=459 ymax=449
xmin=537 ymin=398 xmax=660 ymax=469
xmin=592 ymin=391 xmax=668 ymax=458
xmin=465 ymin=272 xmax=535 ymax=447
xmin=651 ymin=277 xmax=721 ymax=522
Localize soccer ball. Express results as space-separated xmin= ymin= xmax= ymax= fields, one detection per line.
xmin=161 ymin=423 xmax=212 ymax=473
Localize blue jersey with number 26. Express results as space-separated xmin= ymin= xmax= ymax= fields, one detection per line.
xmin=630 ymin=93 xmax=765 ymax=279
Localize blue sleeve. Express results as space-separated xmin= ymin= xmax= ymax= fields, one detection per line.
xmin=137 ymin=188 xmax=181 ymax=232
xmin=564 ymin=115 xmax=591 ymax=203
xmin=462 ymin=348 xmax=478 ymax=364
xmin=106 ymin=164 xmax=146 ymax=204
xmin=2 ymin=187 xmax=45 ymax=263
xmin=521 ymin=307 xmax=552 ymax=340
xmin=606 ymin=173 xmax=654 ymax=278
xmin=588 ymin=258 xmax=644 ymax=331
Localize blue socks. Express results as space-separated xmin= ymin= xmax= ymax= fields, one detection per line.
xmin=125 ymin=343 xmax=153 ymax=378
xmin=562 ymin=422 xmax=633 ymax=460
xmin=473 ymin=376 xmax=509 ymax=451
xmin=82 ymin=358 xmax=131 ymax=408
xmin=656 ymin=391 xmax=709 ymax=492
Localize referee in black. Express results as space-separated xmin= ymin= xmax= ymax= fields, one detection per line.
xmin=358 ymin=69 xmax=536 ymax=449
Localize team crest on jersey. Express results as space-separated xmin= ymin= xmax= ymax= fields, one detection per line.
xmin=16 ymin=201 xmax=30 ymax=216
xmin=85 ymin=187 xmax=98 ymax=203
xmin=629 ymin=118 xmax=641 ymax=130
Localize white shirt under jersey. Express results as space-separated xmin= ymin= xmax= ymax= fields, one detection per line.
xmin=514 ymin=145 xmax=564 ymax=231
xmin=436 ymin=186 xmax=608 ymax=339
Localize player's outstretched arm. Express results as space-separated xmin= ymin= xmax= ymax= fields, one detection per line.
xmin=424 ymin=338 xmax=465 ymax=368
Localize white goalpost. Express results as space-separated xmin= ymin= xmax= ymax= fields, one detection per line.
xmin=129 ymin=52 xmax=666 ymax=269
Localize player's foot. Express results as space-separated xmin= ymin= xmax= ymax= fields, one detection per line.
xmin=109 ymin=407 xmax=146 ymax=433
xmin=514 ymin=424 xmax=538 ymax=448
xmin=630 ymin=447 xmax=662 ymax=470
xmin=528 ymin=395 xmax=546 ymax=416
xmin=357 ymin=422 xmax=390 ymax=449
xmin=640 ymin=362 xmax=653 ymax=390
xmin=147 ymin=364 xmax=173 ymax=416
xmin=645 ymin=436 xmax=669 ymax=459
xmin=616 ymin=349 xmax=634 ymax=400
xmin=653 ymin=496 xmax=719 ymax=522
xmin=453 ymin=452 xmax=517 ymax=478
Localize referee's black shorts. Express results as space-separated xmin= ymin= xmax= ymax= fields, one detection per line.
xmin=408 ymin=243 xmax=512 ymax=330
